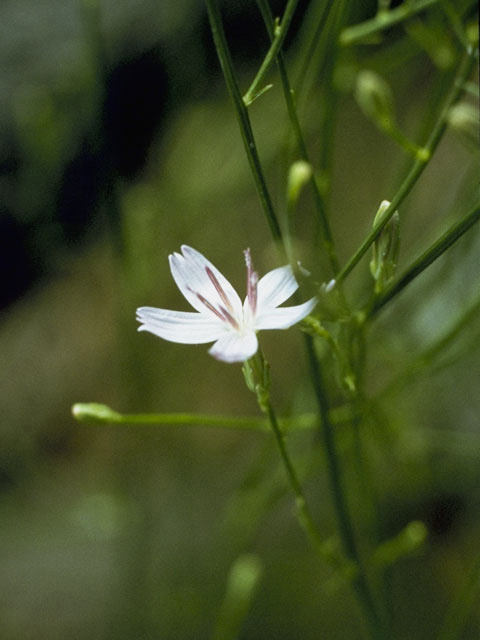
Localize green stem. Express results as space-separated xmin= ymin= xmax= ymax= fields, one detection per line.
xmin=439 ymin=0 xmax=471 ymax=49
xmin=376 ymin=294 xmax=480 ymax=398
xmin=304 ymin=336 xmax=385 ymax=639
xmin=336 ymin=47 xmax=475 ymax=284
xmin=72 ymin=402 xmax=353 ymax=431
xmin=384 ymin=121 xmax=429 ymax=158
xmin=417 ymin=295 xmax=480 ymax=363
xmin=205 ymin=0 xmax=285 ymax=252
xmin=369 ymin=200 xmax=480 ymax=317
xmin=249 ymin=353 xmax=354 ymax=574
xmin=255 ymin=0 xmax=340 ymax=274
xmin=316 ymin=0 xmax=349 ymax=201
xmin=292 ymin=0 xmax=331 ymax=102
xmin=266 ymin=399 xmax=328 ymax=554
xmin=80 ymin=0 xmax=124 ymax=253
xmin=437 ymin=555 xmax=480 ymax=640
xmin=243 ymin=0 xmax=300 ymax=106
xmin=377 ymin=0 xmax=391 ymax=13
xmin=206 ymin=3 xmax=383 ymax=633
xmin=340 ymin=0 xmax=440 ymax=46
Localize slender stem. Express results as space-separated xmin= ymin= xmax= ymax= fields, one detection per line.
xmin=80 ymin=0 xmax=123 ymax=253
xmin=292 ymin=0 xmax=331 ymax=102
xmin=377 ymin=0 xmax=391 ymax=12
xmin=369 ymin=200 xmax=480 ymax=317
xmin=439 ymin=0 xmax=471 ymax=49
xmin=255 ymin=0 xmax=340 ymax=274
xmin=207 ymin=3 xmax=383 ymax=634
xmin=385 ymin=121 xmax=428 ymax=158
xmin=205 ymin=0 xmax=285 ymax=252
xmin=340 ymin=0 xmax=440 ymax=46
xmin=248 ymin=353 xmax=355 ymax=575
xmin=304 ymin=336 xmax=385 ymax=639
xmin=316 ymin=0 xmax=348 ymax=200
xmin=72 ymin=402 xmax=353 ymax=431
xmin=376 ymin=294 xmax=480 ymax=398
xmin=437 ymin=554 xmax=480 ymax=640
xmin=243 ymin=0 xmax=300 ymax=106
xmin=295 ymin=1 xmax=343 ymax=111
xmin=336 ymin=48 xmax=475 ymax=284
xmin=340 ymin=321 xmax=391 ymax=626
xmin=416 ymin=295 xmax=480 ymax=364
xmin=265 ymin=399 xmax=328 ymax=553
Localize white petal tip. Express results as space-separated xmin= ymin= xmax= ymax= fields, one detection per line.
xmin=208 ymin=331 xmax=258 ymax=363
xmin=323 ymin=279 xmax=336 ymax=293
xmin=180 ymin=245 xmax=195 ymax=256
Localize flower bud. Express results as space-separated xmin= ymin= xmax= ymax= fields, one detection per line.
xmin=287 ymin=160 xmax=313 ymax=206
xmin=241 ymin=361 xmax=256 ymax=394
xmin=214 ymin=554 xmax=263 ymax=639
xmin=370 ymin=200 xmax=400 ymax=293
xmin=373 ymin=520 xmax=427 ymax=568
xmin=355 ymin=70 xmax=395 ymax=132
xmin=447 ymin=102 xmax=479 ymax=148
xmin=72 ymin=403 xmax=122 ymax=423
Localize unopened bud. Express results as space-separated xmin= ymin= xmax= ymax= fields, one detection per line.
xmin=213 ymin=554 xmax=262 ymax=640
xmin=447 ymin=102 xmax=479 ymax=148
xmin=466 ymin=21 xmax=479 ymax=46
xmin=373 ymin=520 xmax=427 ymax=568
xmin=370 ymin=200 xmax=400 ymax=293
xmin=242 ymin=361 xmax=256 ymax=393
xmin=72 ymin=403 xmax=122 ymax=423
xmin=355 ymin=70 xmax=395 ymax=132
xmin=287 ymin=160 xmax=313 ymax=206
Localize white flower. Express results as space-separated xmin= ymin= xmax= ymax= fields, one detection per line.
xmin=136 ymin=246 xmax=317 ymax=363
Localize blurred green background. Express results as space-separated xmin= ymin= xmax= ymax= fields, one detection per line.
xmin=0 ymin=0 xmax=479 ymax=638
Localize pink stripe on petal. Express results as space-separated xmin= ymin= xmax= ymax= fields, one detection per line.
xmin=181 ymin=246 xmax=243 ymax=316
xmin=168 ymin=253 xmax=209 ymax=313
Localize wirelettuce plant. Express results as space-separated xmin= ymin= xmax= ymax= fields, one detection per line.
xmin=73 ymin=1 xmax=479 ymax=638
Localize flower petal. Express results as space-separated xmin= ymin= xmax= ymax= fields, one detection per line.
xmin=256 ymin=265 xmax=298 ymax=310
xmin=136 ymin=307 xmax=227 ymax=344
xmin=208 ymin=330 xmax=258 ymax=363
xmin=169 ymin=246 xmax=242 ymax=317
xmin=254 ymin=297 xmax=317 ymax=330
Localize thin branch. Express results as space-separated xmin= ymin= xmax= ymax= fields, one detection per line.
xmin=304 ymin=337 xmax=386 ymax=639
xmin=438 ymin=554 xmax=480 ymax=640
xmin=71 ymin=402 xmax=353 ymax=431
xmin=368 ymin=200 xmax=480 ymax=317
xmin=205 ymin=0 xmax=285 ymax=251
xmin=340 ymin=0 xmax=440 ymax=46
xmin=255 ymin=0 xmax=340 ymax=273
xmin=243 ymin=0 xmax=300 ymax=106
xmin=336 ymin=47 xmax=475 ymax=284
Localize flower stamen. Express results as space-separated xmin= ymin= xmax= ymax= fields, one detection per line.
xmin=190 ymin=287 xmax=239 ymax=329
xmin=191 ymin=290 xmax=224 ymax=321
xmin=244 ymin=248 xmax=258 ymax=315
xmin=218 ymin=306 xmax=240 ymax=329
xmin=205 ymin=267 xmax=235 ymax=314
